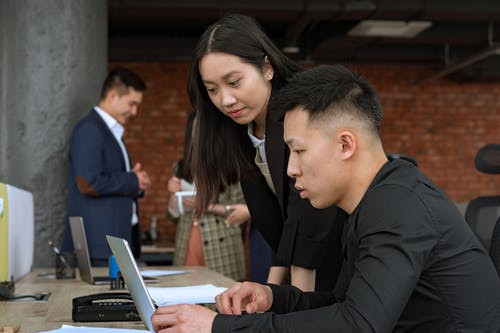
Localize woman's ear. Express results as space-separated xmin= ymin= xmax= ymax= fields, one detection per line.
xmin=337 ymin=130 xmax=356 ymax=160
xmin=263 ymin=56 xmax=274 ymax=80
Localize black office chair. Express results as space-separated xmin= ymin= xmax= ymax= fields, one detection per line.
xmin=464 ymin=144 xmax=500 ymax=253
xmin=490 ymin=216 xmax=500 ymax=277
xmin=465 ymin=196 xmax=500 ymax=251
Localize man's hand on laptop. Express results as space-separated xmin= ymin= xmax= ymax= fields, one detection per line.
xmin=215 ymin=282 xmax=273 ymax=315
xmin=151 ymin=304 xmax=216 ymax=333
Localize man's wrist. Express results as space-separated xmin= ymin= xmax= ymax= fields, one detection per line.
xmin=212 ymin=313 xmax=238 ymax=332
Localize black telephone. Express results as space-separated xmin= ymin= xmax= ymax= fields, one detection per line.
xmin=72 ymin=292 xmax=141 ymax=322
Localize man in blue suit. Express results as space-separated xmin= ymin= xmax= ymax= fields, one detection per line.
xmin=62 ymin=66 xmax=151 ymax=265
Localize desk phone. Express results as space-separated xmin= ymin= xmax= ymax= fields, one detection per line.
xmin=72 ymin=292 xmax=140 ymax=322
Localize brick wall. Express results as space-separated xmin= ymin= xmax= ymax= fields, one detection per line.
xmin=114 ymin=62 xmax=500 ymax=243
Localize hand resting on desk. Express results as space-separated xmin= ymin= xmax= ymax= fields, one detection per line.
xmin=215 ymin=282 xmax=273 ymax=315
xmin=150 ymin=281 xmax=270 ymax=332
xmin=151 ymin=304 xmax=216 ymax=333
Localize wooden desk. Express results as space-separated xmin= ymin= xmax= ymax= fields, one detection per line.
xmin=0 ymin=267 xmax=235 ymax=332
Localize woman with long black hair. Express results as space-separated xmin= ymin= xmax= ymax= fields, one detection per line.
xmin=188 ymin=14 xmax=346 ymax=291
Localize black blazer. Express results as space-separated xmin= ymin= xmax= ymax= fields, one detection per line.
xmin=240 ymin=107 xmax=346 ymax=291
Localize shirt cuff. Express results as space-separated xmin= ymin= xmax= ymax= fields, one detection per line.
xmin=266 ymin=283 xmax=293 ymax=313
xmin=167 ymin=206 xmax=180 ymax=219
xmin=212 ymin=314 xmax=238 ymax=332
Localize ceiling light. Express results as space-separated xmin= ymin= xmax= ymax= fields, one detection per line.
xmin=348 ymin=20 xmax=432 ymax=38
xmin=282 ymin=45 xmax=300 ymax=54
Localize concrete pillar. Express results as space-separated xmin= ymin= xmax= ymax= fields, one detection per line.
xmin=0 ymin=0 xmax=107 ymax=267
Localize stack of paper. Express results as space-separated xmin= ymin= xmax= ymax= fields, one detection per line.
xmin=140 ymin=269 xmax=186 ymax=277
xmin=147 ymin=284 xmax=226 ymax=306
xmin=39 ymin=325 xmax=148 ymax=332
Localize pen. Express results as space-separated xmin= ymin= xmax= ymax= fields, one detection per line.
xmin=48 ymin=240 xmax=71 ymax=270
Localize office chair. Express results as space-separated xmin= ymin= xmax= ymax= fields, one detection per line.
xmin=464 ymin=144 xmax=500 ymax=253
xmin=465 ymin=196 xmax=500 ymax=251
xmin=490 ymin=216 xmax=500 ymax=277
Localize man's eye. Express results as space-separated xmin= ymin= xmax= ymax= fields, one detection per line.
xmin=294 ymin=149 xmax=303 ymax=154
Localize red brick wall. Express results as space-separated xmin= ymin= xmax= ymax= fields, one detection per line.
xmin=114 ymin=62 xmax=500 ymax=243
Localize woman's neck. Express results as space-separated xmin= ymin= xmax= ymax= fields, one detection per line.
xmin=252 ymin=107 xmax=267 ymax=139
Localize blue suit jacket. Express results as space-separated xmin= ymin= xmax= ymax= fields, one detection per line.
xmin=62 ymin=109 xmax=140 ymax=260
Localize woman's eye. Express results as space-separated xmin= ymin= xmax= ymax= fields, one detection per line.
xmin=206 ymin=87 xmax=217 ymax=93
xmin=228 ymin=79 xmax=240 ymax=87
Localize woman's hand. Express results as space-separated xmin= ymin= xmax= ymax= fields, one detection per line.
xmin=167 ymin=176 xmax=181 ymax=194
xmin=225 ymin=204 xmax=251 ymax=226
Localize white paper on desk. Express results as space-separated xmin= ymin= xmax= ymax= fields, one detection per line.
xmin=147 ymin=284 xmax=226 ymax=306
xmin=39 ymin=325 xmax=149 ymax=333
xmin=140 ymin=269 xmax=186 ymax=277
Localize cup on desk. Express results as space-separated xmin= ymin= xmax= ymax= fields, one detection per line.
xmin=109 ymin=255 xmax=125 ymax=289
xmin=55 ymin=252 xmax=75 ymax=279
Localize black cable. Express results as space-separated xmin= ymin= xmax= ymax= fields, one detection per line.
xmin=8 ymin=294 xmax=43 ymax=300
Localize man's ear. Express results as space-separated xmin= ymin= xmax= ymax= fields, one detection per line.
xmin=337 ymin=130 xmax=356 ymax=160
xmin=106 ymin=89 xmax=118 ymax=102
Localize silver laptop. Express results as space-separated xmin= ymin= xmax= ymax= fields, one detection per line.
xmin=69 ymin=216 xmax=111 ymax=285
xmin=69 ymin=216 xmax=159 ymax=286
xmin=106 ymin=235 xmax=156 ymax=331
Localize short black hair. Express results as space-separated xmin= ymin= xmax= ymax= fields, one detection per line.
xmin=100 ymin=66 xmax=147 ymax=100
xmin=273 ymin=64 xmax=383 ymax=135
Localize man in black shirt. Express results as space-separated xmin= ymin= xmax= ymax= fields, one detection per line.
xmin=151 ymin=65 xmax=500 ymax=332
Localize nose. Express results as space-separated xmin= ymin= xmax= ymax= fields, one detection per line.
xmin=130 ymin=106 xmax=138 ymax=116
xmin=287 ymin=154 xmax=302 ymax=179
xmin=220 ymin=89 xmax=236 ymax=107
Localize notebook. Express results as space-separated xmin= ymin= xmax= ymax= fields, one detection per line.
xmin=106 ymin=235 xmax=156 ymax=331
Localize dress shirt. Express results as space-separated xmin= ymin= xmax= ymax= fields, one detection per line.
xmin=94 ymin=107 xmax=138 ymax=225
xmin=247 ymin=122 xmax=267 ymax=163
xmin=213 ymin=159 xmax=500 ymax=332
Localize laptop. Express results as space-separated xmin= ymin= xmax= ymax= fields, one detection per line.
xmin=69 ymin=216 xmax=159 ymax=285
xmin=69 ymin=216 xmax=112 ymax=285
xmin=106 ymin=235 xmax=156 ymax=331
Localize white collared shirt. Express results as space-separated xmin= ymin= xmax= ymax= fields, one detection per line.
xmin=94 ymin=107 xmax=139 ymax=225
xmin=247 ymin=122 xmax=267 ymax=163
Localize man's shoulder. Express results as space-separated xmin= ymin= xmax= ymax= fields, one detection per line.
xmin=72 ymin=110 xmax=105 ymax=134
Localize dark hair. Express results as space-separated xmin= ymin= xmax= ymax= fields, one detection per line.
xmin=272 ymin=64 xmax=383 ymax=135
xmin=175 ymin=112 xmax=196 ymax=182
xmin=100 ymin=66 xmax=147 ymax=100
xmin=188 ymin=13 xmax=302 ymax=214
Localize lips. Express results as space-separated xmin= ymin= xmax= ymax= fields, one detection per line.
xmin=295 ymin=184 xmax=307 ymax=198
xmin=228 ymin=108 xmax=245 ymax=118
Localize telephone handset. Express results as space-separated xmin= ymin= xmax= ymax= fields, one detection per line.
xmin=72 ymin=292 xmax=141 ymax=322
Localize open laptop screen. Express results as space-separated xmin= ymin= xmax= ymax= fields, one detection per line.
xmin=106 ymin=235 xmax=156 ymax=331
xmin=69 ymin=216 xmax=106 ymax=284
